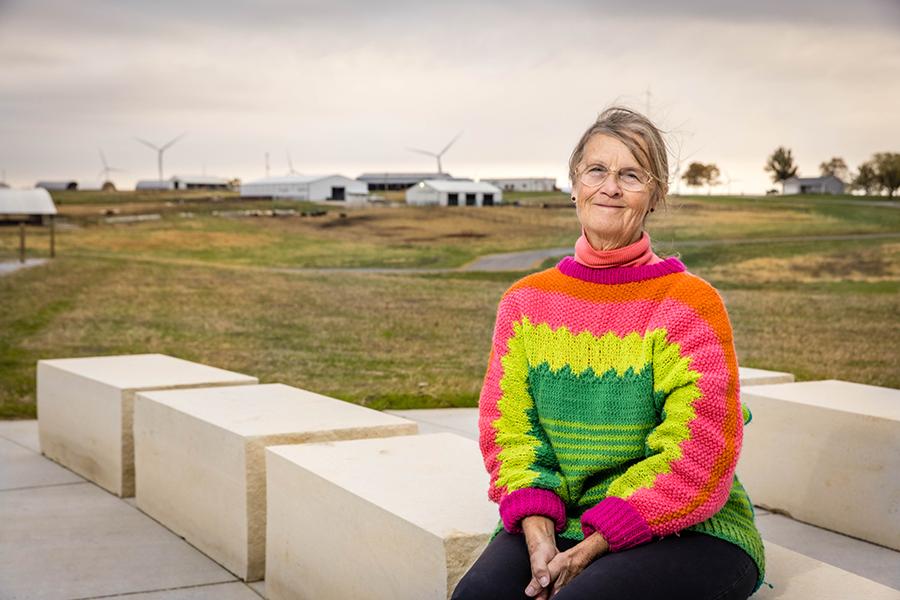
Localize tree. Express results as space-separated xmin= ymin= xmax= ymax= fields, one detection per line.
xmin=704 ymin=164 xmax=721 ymax=195
xmin=851 ymin=161 xmax=881 ymax=195
xmin=681 ymin=162 xmax=721 ymax=195
xmin=873 ymin=152 xmax=900 ymax=198
xmin=682 ymin=162 xmax=707 ymax=190
xmin=765 ymin=147 xmax=798 ymax=192
xmin=819 ymin=157 xmax=849 ymax=181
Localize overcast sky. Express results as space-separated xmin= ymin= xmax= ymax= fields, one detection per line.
xmin=1 ymin=0 xmax=898 ymax=193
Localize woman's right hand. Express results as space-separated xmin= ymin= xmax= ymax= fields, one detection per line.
xmin=522 ymin=515 xmax=559 ymax=599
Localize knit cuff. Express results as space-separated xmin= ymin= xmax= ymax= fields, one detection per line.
xmin=499 ymin=488 xmax=567 ymax=534
xmin=580 ymin=497 xmax=653 ymax=552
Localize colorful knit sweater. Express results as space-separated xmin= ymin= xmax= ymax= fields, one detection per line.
xmin=478 ymin=255 xmax=765 ymax=592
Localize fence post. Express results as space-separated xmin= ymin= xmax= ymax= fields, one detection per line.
xmin=50 ymin=215 xmax=56 ymax=258
xmin=19 ymin=222 xmax=26 ymax=263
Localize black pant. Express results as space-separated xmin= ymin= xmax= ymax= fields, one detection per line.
xmin=452 ymin=529 xmax=758 ymax=600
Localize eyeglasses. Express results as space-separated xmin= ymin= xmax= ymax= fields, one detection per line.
xmin=577 ymin=164 xmax=656 ymax=192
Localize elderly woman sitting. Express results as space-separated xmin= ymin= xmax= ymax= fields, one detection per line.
xmin=452 ymin=107 xmax=765 ymax=600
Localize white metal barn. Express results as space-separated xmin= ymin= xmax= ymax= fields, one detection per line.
xmin=782 ymin=175 xmax=846 ymax=195
xmin=405 ymin=180 xmax=502 ymax=207
xmin=482 ymin=177 xmax=556 ymax=192
xmin=240 ymin=175 xmax=368 ymax=203
xmin=0 ymin=188 xmax=58 ymax=224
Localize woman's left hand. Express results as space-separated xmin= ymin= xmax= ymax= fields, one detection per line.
xmin=546 ymin=532 xmax=609 ymax=597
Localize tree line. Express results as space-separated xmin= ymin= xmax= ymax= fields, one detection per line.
xmin=680 ymin=150 xmax=899 ymax=197
xmin=764 ymin=148 xmax=899 ymax=196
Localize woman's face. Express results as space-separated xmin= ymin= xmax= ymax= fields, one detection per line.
xmin=573 ymin=133 xmax=655 ymax=250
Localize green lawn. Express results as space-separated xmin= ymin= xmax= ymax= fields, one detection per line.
xmin=1 ymin=193 xmax=897 ymax=418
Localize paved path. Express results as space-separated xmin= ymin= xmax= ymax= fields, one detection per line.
xmin=461 ymin=231 xmax=900 ymax=272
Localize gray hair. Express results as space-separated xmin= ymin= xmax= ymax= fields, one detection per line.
xmin=568 ymin=106 xmax=670 ymax=210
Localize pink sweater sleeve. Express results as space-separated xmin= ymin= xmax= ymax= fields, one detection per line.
xmin=581 ymin=287 xmax=743 ymax=551
xmin=478 ymin=294 xmax=567 ymax=534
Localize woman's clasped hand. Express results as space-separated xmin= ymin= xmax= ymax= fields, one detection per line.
xmin=521 ymin=516 xmax=610 ymax=598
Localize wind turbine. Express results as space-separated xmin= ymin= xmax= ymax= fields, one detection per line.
xmin=723 ymin=171 xmax=741 ymax=195
xmin=286 ymin=150 xmax=299 ymax=175
xmin=407 ymin=131 xmax=462 ymax=174
xmin=135 ymin=132 xmax=186 ymax=181
xmin=97 ymin=149 xmax=124 ymax=183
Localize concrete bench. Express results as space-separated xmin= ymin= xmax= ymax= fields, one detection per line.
xmin=265 ymin=433 xmax=498 ymax=600
xmin=738 ymin=380 xmax=900 ymax=551
xmin=738 ymin=367 xmax=794 ymax=386
xmin=754 ymin=541 xmax=899 ymax=599
xmin=133 ymin=383 xmax=419 ymax=582
xmin=37 ymin=353 xmax=257 ymax=497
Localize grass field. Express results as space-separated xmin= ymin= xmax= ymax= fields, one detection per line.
xmin=1 ymin=191 xmax=897 ymax=418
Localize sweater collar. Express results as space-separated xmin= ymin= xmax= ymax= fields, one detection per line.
xmin=574 ymin=230 xmax=662 ymax=268
xmin=557 ymin=255 xmax=686 ymax=284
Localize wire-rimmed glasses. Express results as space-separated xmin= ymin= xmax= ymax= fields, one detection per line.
xmin=577 ymin=163 xmax=656 ymax=192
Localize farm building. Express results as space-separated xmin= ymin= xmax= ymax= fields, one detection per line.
xmin=240 ymin=175 xmax=368 ymax=203
xmin=406 ymin=180 xmax=502 ymax=207
xmin=77 ymin=181 xmax=117 ymax=192
xmin=36 ymin=180 xmax=77 ymax=191
xmin=482 ymin=177 xmax=556 ymax=192
xmin=136 ymin=180 xmax=175 ymax=191
xmin=136 ymin=176 xmax=231 ymax=191
xmin=170 ymin=175 xmax=231 ymax=190
xmin=0 ymin=188 xmax=58 ymax=225
xmin=783 ymin=175 xmax=845 ymax=195
xmin=357 ymin=172 xmax=454 ymax=191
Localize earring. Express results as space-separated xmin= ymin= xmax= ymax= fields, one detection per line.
xmin=571 ymin=196 xmax=576 ymax=202
xmin=650 ymin=207 xmax=655 ymax=212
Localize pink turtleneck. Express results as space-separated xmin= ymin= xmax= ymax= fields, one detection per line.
xmin=574 ymin=229 xmax=664 ymax=268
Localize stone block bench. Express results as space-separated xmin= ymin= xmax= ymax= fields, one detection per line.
xmin=738 ymin=380 xmax=900 ymax=551
xmin=265 ymin=432 xmax=498 ymax=600
xmin=133 ymin=383 xmax=418 ymax=582
xmin=754 ymin=541 xmax=899 ymax=599
xmin=37 ymin=353 xmax=257 ymax=497
xmin=738 ymin=367 xmax=795 ymax=386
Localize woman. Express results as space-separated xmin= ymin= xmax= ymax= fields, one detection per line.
xmin=452 ymin=107 xmax=765 ymax=600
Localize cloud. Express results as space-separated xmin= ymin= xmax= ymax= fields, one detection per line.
xmin=0 ymin=0 xmax=897 ymax=191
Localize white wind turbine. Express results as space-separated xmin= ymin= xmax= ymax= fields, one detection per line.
xmin=286 ymin=150 xmax=300 ymax=175
xmin=97 ymin=149 xmax=124 ymax=183
xmin=407 ymin=132 xmax=462 ymax=174
xmin=135 ymin=132 xmax=186 ymax=181
xmin=723 ymin=171 xmax=741 ymax=195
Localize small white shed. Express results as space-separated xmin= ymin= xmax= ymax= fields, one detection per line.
xmin=405 ymin=180 xmax=502 ymax=207
xmin=240 ymin=175 xmax=368 ymax=203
